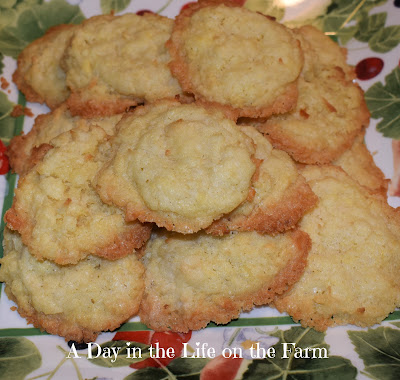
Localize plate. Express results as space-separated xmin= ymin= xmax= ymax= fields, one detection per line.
xmin=0 ymin=1 xmax=399 ymax=379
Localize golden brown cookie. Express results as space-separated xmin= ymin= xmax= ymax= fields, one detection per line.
xmin=273 ymin=165 xmax=400 ymax=331
xmin=5 ymin=124 xmax=152 ymax=265
xmin=0 ymin=227 xmax=144 ymax=343
xmin=95 ymin=100 xmax=256 ymax=233
xmin=139 ymin=228 xmax=310 ymax=332
xmin=207 ymin=126 xmax=317 ymax=235
xmin=8 ymin=103 xmax=123 ymax=176
xmin=333 ymin=130 xmax=388 ymax=197
xmin=13 ymin=24 xmax=77 ymax=109
xmin=255 ymin=25 xmax=369 ymax=164
xmin=296 ymin=25 xmax=354 ymax=79
xmin=167 ymin=0 xmax=303 ymax=119
xmin=63 ymin=13 xmax=182 ymax=117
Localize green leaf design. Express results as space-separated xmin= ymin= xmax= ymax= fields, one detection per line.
xmin=317 ymin=0 xmax=385 ymax=41
xmin=167 ymin=357 xmax=210 ymax=376
xmin=348 ymin=326 xmax=400 ymax=379
xmin=369 ymin=25 xmax=400 ymax=53
xmin=89 ymin=340 xmax=151 ymax=368
xmin=355 ymin=11 xmax=386 ymax=42
xmin=0 ymin=91 xmax=17 ymax=145
xmin=124 ymin=367 xmax=167 ymax=380
xmin=244 ymin=0 xmax=285 ymax=21
xmin=101 ymin=0 xmax=131 ymax=15
xmin=0 ymin=0 xmax=42 ymax=30
xmin=0 ymin=53 xmax=4 ymax=75
xmin=365 ymin=66 xmax=400 ymax=139
xmin=124 ymin=357 xmax=210 ymax=379
xmin=0 ymin=337 xmax=42 ymax=380
xmin=0 ymin=0 xmax=84 ymax=59
xmin=0 ymin=0 xmax=18 ymax=8
xmin=242 ymin=327 xmax=357 ymax=379
xmin=336 ymin=25 xmax=358 ymax=45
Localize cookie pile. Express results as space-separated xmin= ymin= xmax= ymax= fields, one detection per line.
xmin=1 ymin=0 xmax=399 ymax=342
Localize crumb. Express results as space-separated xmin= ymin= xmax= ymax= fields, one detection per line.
xmin=11 ymin=105 xmax=34 ymax=118
xmin=24 ymin=107 xmax=34 ymax=117
xmin=11 ymin=105 xmax=24 ymax=117
xmin=10 ymin=306 xmax=17 ymax=311
xmin=1 ymin=77 xmax=9 ymax=90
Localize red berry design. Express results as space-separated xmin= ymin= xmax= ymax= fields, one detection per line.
xmin=129 ymin=356 xmax=157 ymax=369
xmin=0 ymin=140 xmax=9 ymax=175
xmin=150 ymin=331 xmax=192 ymax=367
xmin=136 ymin=9 xmax=154 ymax=16
xmin=200 ymin=354 xmax=243 ymax=380
xmin=112 ymin=330 xmax=192 ymax=369
xmin=113 ymin=330 xmax=154 ymax=369
xmin=181 ymin=2 xmax=196 ymax=12
xmin=355 ymin=57 xmax=384 ymax=80
xmin=113 ymin=330 xmax=152 ymax=344
xmin=181 ymin=0 xmax=245 ymax=12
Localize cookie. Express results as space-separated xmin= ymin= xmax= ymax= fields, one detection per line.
xmin=5 ymin=124 xmax=151 ymax=265
xmin=63 ymin=13 xmax=182 ymax=117
xmin=333 ymin=131 xmax=388 ymax=197
xmin=13 ymin=24 xmax=77 ymax=109
xmin=139 ymin=228 xmax=310 ymax=332
xmin=95 ymin=100 xmax=256 ymax=233
xmin=273 ymin=165 xmax=400 ymax=330
xmin=255 ymin=25 xmax=369 ymax=164
xmin=207 ymin=126 xmax=318 ymax=235
xmin=167 ymin=0 xmax=303 ymax=119
xmin=0 ymin=227 xmax=144 ymax=343
xmin=8 ymin=103 xmax=123 ymax=175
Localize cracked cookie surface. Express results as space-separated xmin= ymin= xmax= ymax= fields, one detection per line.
xmin=96 ymin=100 xmax=256 ymax=233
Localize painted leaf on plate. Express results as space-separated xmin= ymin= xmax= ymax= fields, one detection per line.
xmin=0 ymin=53 xmax=3 ymax=75
xmin=0 ymin=0 xmax=42 ymax=31
xmin=124 ymin=367 xmax=167 ymax=380
xmin=167 ymin=357 xmax=211 ymax=376
xmin=0 ymin=337 xmax=42 ymax=380
xmin=101 ymin=0 xmax=131 ymax=15
xmin=336 ymin=25 xmax=358 ymax=45
xmin=0 ymin=0 xmax=18 ymax=8
xmin=0 ymin=91 xmax=17 ymax=145
xmin=354 ymin=12 xmax=387 ymax=42
xmin=365 ymin=66 xmax=400 ymax=139
xmin=124 ymin=357 xmax=210 ymax=380
xmin=368 ymin=25 xmax=400 ymax=53
xmin=89 ymin=340 xmax=151 ymax=367
xmin=318 ymin=4 xmax=400 ymax=53
xmin=241 ymin=327 xmax=357 ymax=379
xmin=0 ymin=0 xmax=84 ymax=59
xmin=317 ymin=0 xmax=386 ymax=44
xmin=348 ymin=326 xmax=400 ymax=379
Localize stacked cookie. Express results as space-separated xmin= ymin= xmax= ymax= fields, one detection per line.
xmin=1 ymin=0 xmax=399 ymax=342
